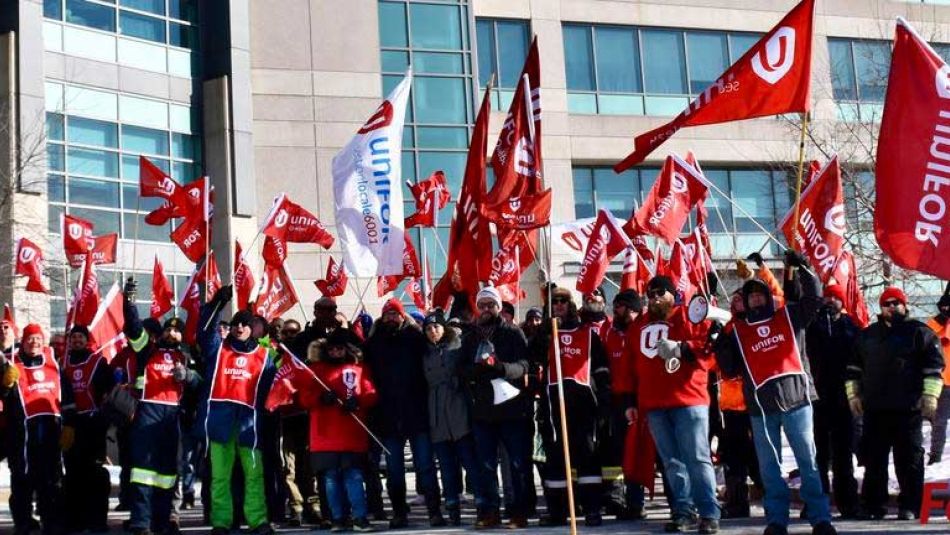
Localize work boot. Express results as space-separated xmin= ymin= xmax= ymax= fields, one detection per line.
xmin=505 ymin=515 xmax=528 ymax=529
xmin=698 ymin=518 xmax=720 ymax=534
xmin=447 ymin=504 xmax=462 ymax=526
xmin=425 ymin=493 xmax=446 ymax=526
xmin=474 ymin=509 xmax=501 ymax=530
xmin=388 ymin=514 xmax=408 ymax=529
xmin=812 ymin=521 xmax=838 ymax=535
xmin=584 ymin=513 xmax=602 ymax=527
xmin=664 ymin=512 xmax=698 ymax=533
xmin=539 ymin=487 xmax=567 ymax=526
xmin=763 ymin=524 xmax=788 ymax=535
xmin=897 ymin=509 xmax=917 ymax=521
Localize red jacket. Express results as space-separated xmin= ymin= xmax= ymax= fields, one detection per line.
xmin=626 ymin=307 xmax=713 ymax=411
xmin=300 ymin=361 xmax=378 ymax=453
xmin=601 ymin=321 xmax=635 ymax=397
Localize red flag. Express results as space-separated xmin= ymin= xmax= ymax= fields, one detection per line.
xmin=67 ymin=233 xmax=119 ymax=269
xmin=874 ymin=18 xmax=950 ymax=279
xmin=405 ymin=170 xmax=452 ymax=228
xmin=433 ymin=85 xmax=494 ymax=309
xmin=496 ymin=283 xmax=526 ymax=304
xmin=625 ymin=155 xmax=708 ymax=244
xmin=204 ymin=252 xmax=222 ymax=302
xmin=831 ymin=251 xmax=870 ymax=329
xmin=615 ymin=0 xmax=815 ymax=171
xmin=3 ymin=304 xmax=18 ymax=337
xmin=314 ymin=257 xmax=349 ymax=298
xmin=480 ymin=189 xmax=552 ymax=231
xmin=377 ymin=236 xmax=423 ymax=297
xmin=254 ymin=264 xmax=299 ymax=321
xmin=265 ymin=349 xmax=318 ymax=411
xmin=15 ymin=238 xmax=48 ymax=293
xmin=145 ymin=202 xmax=176 ymax=226
xmin=576 ymin=210 xmax=632 ymax=294
xmin=780 ymin=155 xmax=846 ymax=282
xmin=489 ymin=234 xmax=528 ymax=287
xmin=680 ymin=228 xmax=711 ymax=286
xmin=139 ymin=156 xmax=183 ymax=202
xmin=407 ymin=277 xmax=427 ymax=310
xmin=801 ymin=159 xmax=822 ymax=189
xmin=377 ymin=275 xmax=399 ymax=298
xmin=620 ymin=248 xmax=641 ymax=293
xmin=150 ymin=255 xmax=174 ymax=319
xmin=487 ymin=37 xmax=542 ymax=204
xmin=88 ymin=282 xmax=127 ymax=362
xmin=262 ymin=236 xmax=288 ymax=267
xmin=72 ymin=253 xmax=100 ymax=328
xmin=668 ymin=242 xmax=697 ymax=303
xmin=233 ymin=241 xmax=256 ymax=309
xmin=260 ymin=193 xmax=334 ymax=248
xmin=179 ymin=267 xmax=203 ymax=345
xmin=170 ymin=212 xmax=210 ymax=263
xmin=62 ymin=214 xmax=95 ymax=261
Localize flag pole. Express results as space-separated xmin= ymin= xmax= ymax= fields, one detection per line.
xmin=790 ymin=112 xmax=810 ymax=249
xmin=132 ymin=195 xmax=141 ymax=274
xmin=514 ymin=245 xmax=521 ymax=320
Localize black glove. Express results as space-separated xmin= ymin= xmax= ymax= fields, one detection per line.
xmin=746 ymin=252 xmax=764 ymax=267
xmin=784 ymin=249 xmax=807 ymax=268
xmin=124 ymin=277 xmax=137 ymax=301
xmin=707 ymin=321 xmax=724 ymax=345
xmin=319 ymin=390 xmax=339 ymax=406
xmin=211 ymin=285 xmax=234 ymax=306
xmin=341 ymin=396 xmax=359 ymax=413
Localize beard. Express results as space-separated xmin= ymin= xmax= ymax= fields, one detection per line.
xmin=478 ymin=312 xmax=498 ymax=326
xmin=647 ymin=300 xmax=672 ymax=320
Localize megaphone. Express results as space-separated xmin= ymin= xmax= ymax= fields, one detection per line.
xmin=687 ymin=294 xmax=733 ymax=325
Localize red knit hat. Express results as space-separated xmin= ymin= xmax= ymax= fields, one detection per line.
xmin=382 ymin=298 xmax=405 ymax=316
xmin=21 ymin=323 xmax=44 ymax=340
xmin=879 ymin=286 xmax=907 ymax=307
xmin=823 ymin=284 xmax=847 ymax=304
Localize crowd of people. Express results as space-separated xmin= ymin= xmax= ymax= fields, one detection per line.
xmin=0 ymin=249 xmax=948 ymax=535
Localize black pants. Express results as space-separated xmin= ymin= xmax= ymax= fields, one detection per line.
xmin=541 ymin=389 xmax=602 ymax=516
xmin=720 ymin=411 xmax=760 ymax=516
xmin=63 ymin=414 xmax=110 ymax=531
xmin=9 ymin=423 xmax=64 ymax=534
xmin=861 ymin=409 xmax=924 ymax=514
xmin=813 ymin=400 xmax=859 ymax=514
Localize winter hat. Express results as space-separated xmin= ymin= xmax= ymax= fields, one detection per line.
xmin=22 ymin=323 xmax=44 ymax=340
xmin=69 ymin=325 xmax=91 ymax=338
xmin=476 ymin=286 xmax=502 ymax=308
xmin=525 ymin=307 xmax=543 ymax=320
xmin=879 ymin=286 xmax=907 ymax=307
xmin=550 ymin=286 xmax=573 ymax=302
xmin=409 ymin=310 xmax=426 ymax=324
xmin=423 ymin=309 xmax=447 ymax=328
xmin=230 ymin=309 xmax=254 ymax=327
xmin=938 ymin=283 xmax=950 ymax=308
xmin=501 ymin=302 xmax=515 ymax=317
xmin=142 ymin=318 xmax=163 ymax=338
xmin=325 ymin=328 xmax=354 ymax=348
xmin=163 ymin=317 xmax=185 ymax=332
xmin=314 ymin=296 xmax=337 ymax=310
xmin=382 ymin=298 xmax=405 ymax=316
xmin=823 ymin=284 xmax=847 ymax=304
xmin=614 ymin=289 xmax=643 ymax=310
xmin=647 ymin=276 xmax=676 ymax=296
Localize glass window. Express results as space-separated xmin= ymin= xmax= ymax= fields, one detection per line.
xmin=47 ymin=113 xmax=65 ymax=141
xmin=593 ymin=168 xmax=638 ymax=218
xmin=413 ymin=52 xmax=464 ymax=74
xmin=728 ymin=33 xmax=759 ymax=62
xmin=122 ymin=184 xmax=165 ymax=211
xmin=65 ymin=0 xmax=117 ymax=32
xmin=120 ymin=0 xmax=165 ymax=16
xmin=378 ymin=1 xmax=407 ymax=47
xmin=49 ymin=205 xmax=65 ymax=234
xmin=642 ymin=29 xmax=687 ymax=94
xmin=573 ymin=168 xmax=594 ymax=218
xmin=497 ymin=21 xmax=529 ymax=88
xmin=418 ymin=152 xmax=467 ymax=187
xmin=595 ymin=27 xmax=640 ymax=93
xmin=49 ymin=174 xmax=66 ymax=202
xmin=382 ymin=50 xmax=410 ymax=73
xmin=120 ymin=10 xmax=166 ymax=43
xmin=416 ymin=126 xmax=468 ymax=149
xmin=48 ymin=145 xmax=65 ymax=172
xmin=169 ymin=22 xmax=196 ymax=49
xmin=409 ymin=4 xmax=461 ymax=50
xmin=125 ymin=213 xmax=169 ymax=241
xmin=564 ymin=25 xmax=595 ymax=91
xmin=414 ymin=77 xmax=466 ymax=124
xmin=168 ymin=0 xmax=196 ymax=22
xmin=44 ymin=0 xmax=64 ymax=20
xmin=67 ymin=117 xmax=119 ymax=148
xmin=69 ymin=177 xmax=120 ymax=207
xmin=68 ymin=148 xmax=119 ymax=177
xmin=829 ymin=39 xmax=857 ymax=101
xmin=70 ymin=207 xmax=121 ymax=235
xmin=171 ymin=133 xmax=196 ymax=159
xmin=476 ymin=20 xmax=495 ymax=86
xmin=686 ymin=32 xmax=728 ymax=94
xmin=853 ymin=41 xmax=889 ymax=102
xmin=730 ymin=170 xmax=775 ymax=232
xmin=123 ymin=125 xmax=169 ymax=156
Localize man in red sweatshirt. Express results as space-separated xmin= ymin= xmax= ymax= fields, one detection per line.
xmin=626 ymin=276 xmax=719 ymax=534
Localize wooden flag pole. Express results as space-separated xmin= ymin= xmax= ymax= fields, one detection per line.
xmin=790 ymin=112 xmax=810 ymax=248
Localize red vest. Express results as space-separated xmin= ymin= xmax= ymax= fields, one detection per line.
xmin=142 ymin=349 xmax=186 ymax=405
xmin=548 ymin=326 xmax=592 ymax=386
xmin=733 ymin=308 xmax=804 ymax=389
xmin=14 ymin=348 xmax=61 ymax=419
xmin=209 ymin=343 xmax=268 ymax=408
xmin=63 ymin=353 xmax=104 ymax=413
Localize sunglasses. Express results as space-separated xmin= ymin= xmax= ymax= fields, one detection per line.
xmin=881 ymin=300 xmax=902 ymax=308
xmin=647 ymin=289 xmax=667 ymax=299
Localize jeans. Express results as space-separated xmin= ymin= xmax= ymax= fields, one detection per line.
xmin=472 ymin=419 xmax=533 ymax=516
xmin=647 ymin=406 xmax=720 ymax=520
xmin=382 ymin=432 xmax=439 ymax=516
xmin=433 ymin=434 xmax=477 ymax=508
xmin=750 ymin=403 xmax=830 ymax=527
xmin=179 ymin=431 xmax=202 ymax=499
xmin=324 ymin=467 xmax=367 ymax=521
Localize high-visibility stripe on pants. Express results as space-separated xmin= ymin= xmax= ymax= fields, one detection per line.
xmin=131 ymin=467 xmax=177 ymax=489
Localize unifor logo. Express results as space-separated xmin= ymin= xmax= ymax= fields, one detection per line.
xmin=752 ymin=27 xmax=795 ymax=85
xmin=757 ymin=325 xmax=771 ymax=338
xmin=33 ymin=370 xmax=45 ymax=381
xmin=342 ymin=368 xmax=358 ymax=391
xmin=560 ymin=334 xmax=573 ymax=346
xmin=937 ymin=64 xmax=950 ymax=99
xmin=72 ymin=369 xmax=83 ymax=381
xmin=514 ymin=136 xmax=536 ymax=177
xmin=19 ymin=247 xmax=35 ymax=263
xmin=824 ymin=204 xmax=846 ymax=237
xmin=164 ymin=353 xmax=173 ymax=363
xmin=509 ymin=198 xmax=522 ymax=212
xmin=235 ymin=356 xmax=247 ymax=368
xmin=671 ymin=171 xmax=688 ymax=194
xmin=274 ymin=208 xmax=289 ymax=228
xmin=159 ymin=177 xmax=176 ymax=195
xmin=639 ymin=323 xmax=670 ymax=358
xmin=358 ymin=101 xmax=394 ymax=134
xmin=68 ymin=223 xmax=84 ymax=240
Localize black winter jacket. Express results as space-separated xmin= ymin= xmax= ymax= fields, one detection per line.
xmin=459 ymin=317 xmax=532 ymax=423
xmin=847 ymin=315 xmax=944 ymax=411
xmin=363 ymin=319 xmax=430 ymax=438
xmin=806 ymin=309 xmax=860 ymax=407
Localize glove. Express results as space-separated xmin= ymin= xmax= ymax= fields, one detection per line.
xmin=707 ymin=321 xmax=724 ymax=344
xmin=920 ymin=394 xmax=939 ymax=421
xmin=845 ymin=380 xmax=863 ymax=417
xmin=736 ymin=259 xmax=754 ymax=281
xmin=656 ymin=338 xmax=682 ymax=361
xmin=341 ymin=396 xmax=359 ymax=413
xmin=211 ymin=285 xmax=234 ymax=306
xmin=60 ymin=425 xmax=76 ymax=451
xmin=1 ymin=363 xmax=19 ymax=389
xmin=784 ymin=249 xmax=807 ymax=268
xmin=172 ymin=362 xmax=188 ymax=383
xmin=319 ymin=390 xmax=339 ymax=406
xmin=746 ymin=252 xmax=765 ymax=267
xmin=123 ymin=277 xmax=137 ymax=302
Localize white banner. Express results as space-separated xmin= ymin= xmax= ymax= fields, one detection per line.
xmin=551 ymin=217 xmax=597 ymax=261
xmin=332 ymin=70 xmax=412 ymax=277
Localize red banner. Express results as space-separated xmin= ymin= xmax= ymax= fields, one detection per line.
xmin=576 ymin=210 xmax=631 ymax=294
xmin=62 ymin=214 xmax=95 ymax=261
xmin=831 ymin=251 xmax=870 ymax=329
xmin=254 ymin=264 xmax=299 ymax=321
xmin=170 ymin=213 xmax=210 ymax=263
xmin=315 ymin=257 xmax=348 ymax=298
xmin=139 ymin=156 xmax=183 ymax=202
xmin=72 ymin=252 xmax=100 ymax=328
xmin=780 ymin=155 xmax=846 ymax=282
xmin=874 ymin=19 xmax=950 ymax=279
xmin=261 ymin=193 xmax=334 ymax=248
xmin=262 ymin=236 xmax=288 ymax=267
xmin=233 ymin=241 xmax=255 ymax=309
xmin=624 ymin=154 xmax=708 ymax=244
xmin=15 ymin=238 xmax=47 ymax=293
xmin=150 ymin=255 xmax=174 ymax=319
xmin=615 ymin=0 xmax=814 ymax=170
xmin=480 ymin=188 xmax=552 ymax=231
xmin=405 ymin=170 xmax=452 ymax=228
xmin=89 ymin=283 xmax=127 ymax=362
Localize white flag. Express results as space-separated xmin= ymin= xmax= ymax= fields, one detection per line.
xmin=332 ymin=70 xmax=412 ymax=277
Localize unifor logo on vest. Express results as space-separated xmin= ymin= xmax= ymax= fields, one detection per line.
xmin=752 ymin=27 xmax=796 ymax=85
xmin=72 ymin=369 xmax=83 ymax=381
xmin=560 ymin=334 xmax=580 ymax=356
xmin=342 ymin=368 xmax=358 ymax=394
xmin=639 ymin=323 xmax=670 ymax=359
xmin=224 ymin=356 xmax=252 ymax=379
xmin=33 ymin=370 xmax=45 ymax=381
xmin=752 ymin=324 xmax=787 ymax=353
